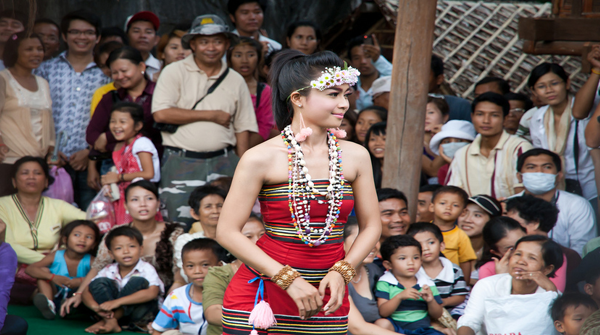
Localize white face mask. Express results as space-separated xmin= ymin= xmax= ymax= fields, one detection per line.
xmin=522 ymin=172 xmax=557 ymax=195
xmin=441 ymin=142 xmax=469 ymax=159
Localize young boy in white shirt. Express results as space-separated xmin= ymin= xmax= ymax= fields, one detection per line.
xmin=83 ymin=226 xmax=164 ymax=333
xmin=152 ymin=238 xmax=225 ymax=335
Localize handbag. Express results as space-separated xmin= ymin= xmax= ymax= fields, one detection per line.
xmin=154 ymin=68 xmax=230 ymax=134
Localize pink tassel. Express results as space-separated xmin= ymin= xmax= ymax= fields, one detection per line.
xmin=329 ymin=128 xmax=347 ymax=139
xmin=248 ymin=300 xmax=277 ymax=329
xmin=295 ymin=127 xmax=313 ymax=142
xmin=250 ymin=330 xmax=259 ymax=335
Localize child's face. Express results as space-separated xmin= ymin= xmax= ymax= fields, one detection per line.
xmin=67 ymin=225 xmax=97 ymax=254
xmin=109 ymin=111 xmax=142 ymax=142
xmin=229 ymin=44 xmax=258 ymax=77
xmin=430 ymin=193 xmax=465 ymax=223
xmin=108 ymin=236 xmax=142 ymax=268
xmin=555 ymin=305 xmax=597 ymax=335
xmin=383 ymin=246 xmax=422 ymax=279
xmin=242 ymin=218 xmax=265 ymax=244
xmin=182 ymin=249 xmax=220 ymax=288
xmin=412 ymin=231 xmax=445 ymax=264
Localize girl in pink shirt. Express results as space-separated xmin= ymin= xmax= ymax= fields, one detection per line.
xmin=477 ymin=216 xmax=567 ymax=292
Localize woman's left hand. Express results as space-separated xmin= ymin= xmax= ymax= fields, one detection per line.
xmin=318 ymin=271 xmax=345 ymax=315
xmin=514 ymin=270 xmax=558 ymax=292
xmin=100 ymin=172 xmax=119 ymax=185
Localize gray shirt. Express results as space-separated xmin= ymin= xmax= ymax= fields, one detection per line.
xmin=348 ymin=263 xmax=383 ymax=325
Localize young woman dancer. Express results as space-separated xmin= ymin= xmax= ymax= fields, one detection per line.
xmin=216 ymin=50 xmax=381 ymax=334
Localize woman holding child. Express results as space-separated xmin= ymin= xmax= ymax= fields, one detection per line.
xmin=216 ymin=50 xmax=381 ymax=334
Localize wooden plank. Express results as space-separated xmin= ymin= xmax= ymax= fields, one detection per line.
xmin=382 ymin=0 xmax=437 ymax=221
xmin=572 ymin=0 xmax=583 ymax=17
xmin=519 ymin=17 xmax=600 ymax=42
xmin=522 ymin=40 xmax=586 ymax=55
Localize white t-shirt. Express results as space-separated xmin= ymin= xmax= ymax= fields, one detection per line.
xmin=132 ymin=136 xmax=160 ymax=182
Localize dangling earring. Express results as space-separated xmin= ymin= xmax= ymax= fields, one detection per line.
xmin=295 ymin=112 xmax=312 ymax=142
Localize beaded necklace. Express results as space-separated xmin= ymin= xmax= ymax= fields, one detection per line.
xmin=281 ymin=125 xmax=344 ymax=247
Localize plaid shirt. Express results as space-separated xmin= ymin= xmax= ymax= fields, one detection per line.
xmin=35 ymin=52 xmax=110 ymax=157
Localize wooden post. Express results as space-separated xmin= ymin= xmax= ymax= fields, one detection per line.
xmin=382 ymin=0 xmax=437 ymax=221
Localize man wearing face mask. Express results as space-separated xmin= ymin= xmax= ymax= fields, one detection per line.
xmin=429 ymin=120 xmax=477 ymax=185
xmin=512 ymin=148 xmax=596 ymax=256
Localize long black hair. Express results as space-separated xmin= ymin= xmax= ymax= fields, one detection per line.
xmin=270 ymin=50 xmax=344 ymax=130
xmin=365 ymin=122 xmax=386 ymax=189
xmin=476 ymin=216 xmax=526 ymax=269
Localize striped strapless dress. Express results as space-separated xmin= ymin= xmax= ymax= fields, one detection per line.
xmin=222 ymin=179 xmax=355 ymax=335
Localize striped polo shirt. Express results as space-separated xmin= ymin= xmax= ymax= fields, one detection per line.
xmin=375 ymin=271 xmax=443 ymax=330
xmin=416 ymin=257 xmax=469 ymax=306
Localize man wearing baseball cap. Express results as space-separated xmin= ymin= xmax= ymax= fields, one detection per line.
xmin=125 ymin=11 xmax=161 ymax=81
xmin=152 ymin=14 xmax=257 ymax=228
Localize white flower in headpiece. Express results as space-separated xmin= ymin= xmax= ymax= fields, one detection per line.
xmin=308 ymin=65 xmax=361 ymax=91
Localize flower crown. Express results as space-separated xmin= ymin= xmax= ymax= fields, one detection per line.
xmin=310 ymin=63 xmax=360 ymax=91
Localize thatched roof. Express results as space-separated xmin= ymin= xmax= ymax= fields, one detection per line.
xmin=374 ymin=0 xmax=588 ymax=99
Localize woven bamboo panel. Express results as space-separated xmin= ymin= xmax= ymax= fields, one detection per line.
xmin=374 ymin=0 xmax=589 ymax=99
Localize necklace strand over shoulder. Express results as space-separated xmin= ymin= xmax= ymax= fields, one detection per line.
xmin=281 ymin=125 xmax=344 ymax=247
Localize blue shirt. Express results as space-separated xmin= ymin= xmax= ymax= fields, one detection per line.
xmin=35 ymin=52 xmax=110 ymax=157
xmin=356 ymin=56 xmax=393 ymax=110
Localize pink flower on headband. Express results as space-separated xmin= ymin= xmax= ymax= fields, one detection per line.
xmin=11 ymin=35 xmax=17 ymax=40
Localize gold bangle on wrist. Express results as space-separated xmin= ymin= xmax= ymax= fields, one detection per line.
xmin=592 ymin=68 xmax=600 ymax=76
xmin=271 ymin=265 xmax=301 ymax=290
xmin=328 ymin=260 xmax=357 ymax=285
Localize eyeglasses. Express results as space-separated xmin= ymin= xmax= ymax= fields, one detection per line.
xmin=509 ymin=108 xmax=525 ymax=114
xmin=534 ymin=81 xmax=564 ymax=91
xmin=428 ymin=93 xmax=445 ymax=99
xmin=67 ymin=29 xmax=96 ymax=37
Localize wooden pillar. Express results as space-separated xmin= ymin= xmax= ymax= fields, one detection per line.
xmin=382 ymin=0 xmax=437 ymax=221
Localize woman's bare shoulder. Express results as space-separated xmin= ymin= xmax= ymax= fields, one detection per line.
xmin=338 ymin=140 xmax=370 ymax=160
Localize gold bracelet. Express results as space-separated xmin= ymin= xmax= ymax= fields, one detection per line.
xmin=592 ymin=68 xmax=600 ymax=76
xmin=328 ymin=260 xmax=357 ymax=285
xmin=271 ymin=265 xmax=301 ymax=290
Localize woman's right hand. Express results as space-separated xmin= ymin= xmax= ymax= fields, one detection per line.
xmin=60 ymin=294 xmax=82 ymax=317
xmin=286 ymin=276 xmax=323 ymax=320
xmin=492 ymin=247 xmax=512 ymax=274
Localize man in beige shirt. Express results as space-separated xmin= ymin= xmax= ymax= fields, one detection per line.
xmin=447 ymin=92 xmax=532 ymax=199
xmin=152 ymin=14 xmax=257 ymax=227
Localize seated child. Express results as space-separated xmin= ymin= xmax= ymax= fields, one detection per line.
xmin=551 ymin=293 xmax=598 ymax=335
xmin=429 ymin=186 xmax=476 ymax=283
xmin=152 ymin=238 xmax=229 ymax=335
xmin=26 ymin=220 xmax=100 ymax=320
xmin=585 ymin=267 xmax=600 ymax=308
xmin=407 ymin=222 xmax=468 ymax=310
xmin=376 ymin=235 xmax=445 ymax=335
xmin=83 ymin=226 xmax=164 ymax=334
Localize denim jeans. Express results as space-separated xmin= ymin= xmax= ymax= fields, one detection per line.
xmin=0 ymin=315 xmax=28 ymax=335
xmin=89 ymin=277 xmax=158 ymax=324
